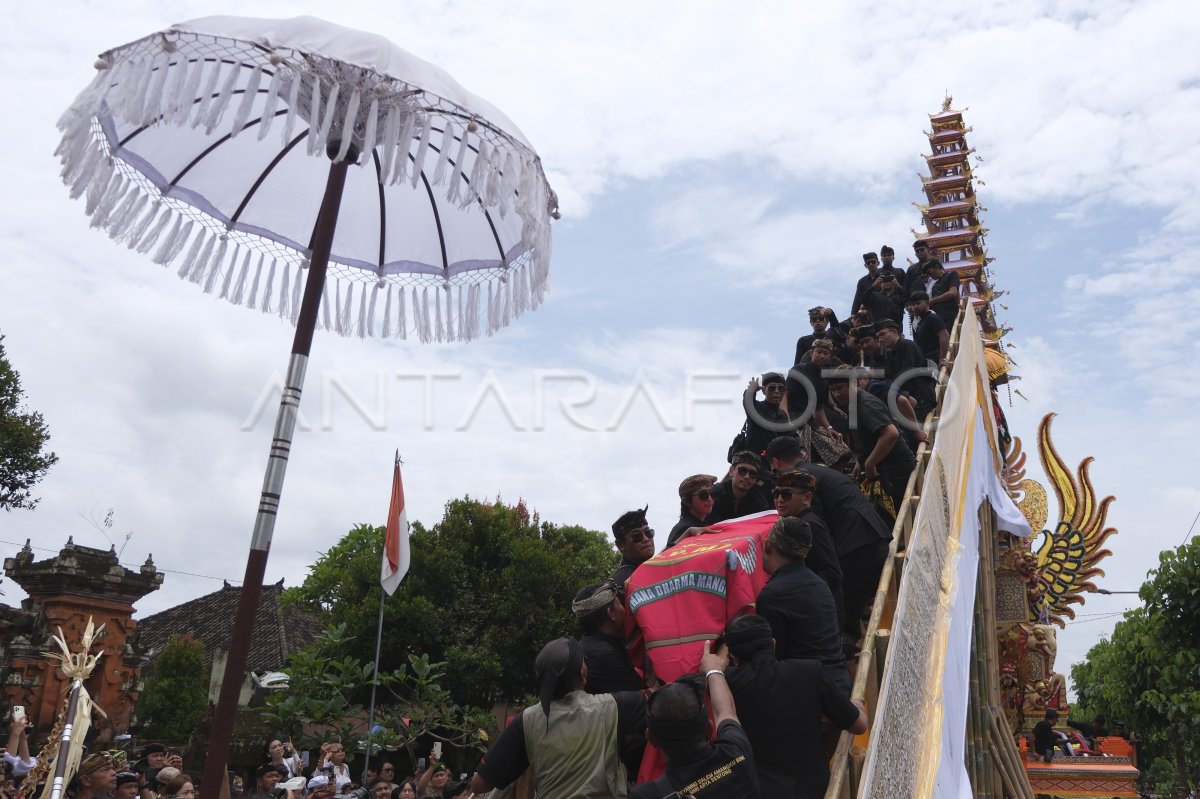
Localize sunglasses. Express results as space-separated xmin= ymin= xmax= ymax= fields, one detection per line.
xmin=692 ymin=489 xmax=714 ymax=501
xmin=764 ymin=383 xmax=786 ymax=391
xmin=734 ymin=466 xmax=759 ymax=479
xmin=624 ymin=528 xmax=654 ymax=544
xmin=772 ymin=487 xmax=811 ymax=499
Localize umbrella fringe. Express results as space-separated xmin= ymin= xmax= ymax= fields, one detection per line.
xmin=464 ymin=141 xmax=490 ymax=210
xmin=63 ymin=130 xmax=102 ymax=190
xmin=320 ymin=281 xmax=332 ymax=331
xmin=393 ymin=111 xmax=417 ymax=185
xmin=219 ymin=246 xmax=240 ymax=300
xmin=316 ymin=81 xmax=341 ymax=157
xmin=134 ymin=204 xmax=170 ymax=253
xmin=497 ymin=152 xmax=516 ymax=219
xmin=231 ymin=250 xmax=252 ymax=304
xmin=356 ymin=286 xmax=368 ymax=338
xmin=257 ymin=69 xmax=283 ymax=141
xmin=341 ymin=281 xmax=354 ymax=335
xmin=173 ymin=56 xmax=206 ymax=127
xmin=397 ymin=286 xmax=408 ymax=340
xmin=230 ymin=65 xmax=263 ymax=138
xmin=432 ymin=122 xmax=455 ymax=187
xmin=336 ymin=88 xmax=361 ymax=163
xmin=204 ymin=238 xmax=230 ymax=294
xmin=277 ymin=263 xmax=291 ymax=320
xmin=381 ymin=284 xmax=393 ymax=338
xmin=361 ymin=97 xmax=380 ymax=165
xmin=178 ymin=226 xmax=208 ymax=279
xmin=434 ymin=285 xmax=445 ymax=343
xmin=306 ymin=77 xmax=323 ymax=156
xmin=204 ymin=59 xmax=241 ymax=134
xmin=502 ymin=272 xmax=512 ymax=329
xmin=411 ymin=117 xmax=432 ymax=189
xmin=246 ymin=253 xmax=264 ymax=309
xmin=158 ymin=55 xmax=190 ymax=126
xmin=188 ymin=233 xmax=217 ymax=284
xmin=191 ymin=59 xmax=224 ymax=129
xmin=85 ymin=166 xmax=119 ymax=217
xmin=446 ymin=129 xmax=470 ymax=205
xmin=260 ymin=258 xmax=277 ymax=312
xmin=379 ymin=103 xmax=401 ymax=179
xmin=75 ymin=150 xmax=110 ymax=206
xmin=456 ymin=285 xmax=464 ymax=341
xmin=281 ymin=73 xmax=302 ymax=144
xmin=152 ymin=217 xmax=185 ymax=265
xmin=139 ymin=51 xmax=171 ymax=126
xmin=290 ymin=267 xmax=303 ymax=325
xmin=484 ymin=146 xmax=503 ymax=209
xmin=91 ymin=171 xmax=128 ymax=229
xmin=106 ymin=189 xmax=145 ymax=239
xmin=366 ymin=283 xmax=380 ymax=338
xmin=123 ymin=198 xmax=160 ymax=248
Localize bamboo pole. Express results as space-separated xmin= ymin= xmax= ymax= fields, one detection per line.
xmin=988 ymin=707 xmax=1034 ymax=799
xmin=849 ymin=746 xmax=866 ymax=797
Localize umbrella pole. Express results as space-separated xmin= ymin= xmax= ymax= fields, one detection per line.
xmin=200 ymin=143 xmax=358 ymax=799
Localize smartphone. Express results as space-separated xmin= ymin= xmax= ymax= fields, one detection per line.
xmin=416 ymin=758 xmax=426 ymax=771
xmin=431 ymin=742 xmax=442 ymax=759
xmin=300 ymin=751 xmax=310 ymax=767
xmin=11 ymin=707 xmax=25 ymax=723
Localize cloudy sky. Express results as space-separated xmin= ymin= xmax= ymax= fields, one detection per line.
xmin=2 ymin=0 xmax=1198 ymax=690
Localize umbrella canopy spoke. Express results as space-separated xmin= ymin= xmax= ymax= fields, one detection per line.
xmin=230 ymin=129 xmax=309 ymax=225
xmin=372 ymin=149 xmax=386 ymax=270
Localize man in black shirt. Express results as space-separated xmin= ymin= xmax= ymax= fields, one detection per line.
xmin=769 ymin=470 xmax=844 ymax=631
xmin=667 ymin=473 xmax=718 ymax=547
xmin=924 ymin=260 xmax=962 ymax=328
xmin=631 ymin=642 xmax=760 ymax=799
xmin=1033 ymin=709 xmax=1060 ymax=762
xmin=852 ymin=325 xmax=885 ymax=370
xmin=903 ymin=239 xmax=939 ymax=296
xmin=755 ymin=516 xmax=849 ymax=696
xmin=794 ymin=307 xmax=841 ymax=365
xmin=905 ymin=291 xmax=949 ymax=365
xmin=471 ymin=638 xmax=646 ymax=797
xmin=877 ymin=318 xmax=937 ymax=420
xmin=740 ymin=372 xmax=795 ymax=458
xmin=722 ymin=615 xmax=866 ymax=798
xmin=786 ymin=339 xmax=841 ymax=433
xmin=709 ymin=452 xmax=772 ymax=523
xmin=851 ymin=252 xmax=882 ymax=315
xmin=613 ymin=507 xmax=656 ymax=599
xmin=828 ymin=368 xmax=916 ymax=509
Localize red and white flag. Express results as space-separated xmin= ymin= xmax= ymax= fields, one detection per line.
xmin=381 ymin=451 xmax=411 ymax=595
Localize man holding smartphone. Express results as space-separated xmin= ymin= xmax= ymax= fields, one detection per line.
xmin=4 ymin=709 xmax=36 ymax=778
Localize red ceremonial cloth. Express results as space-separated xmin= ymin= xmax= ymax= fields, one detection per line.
xmin=624 ymin=510 xmax=778 ymax=782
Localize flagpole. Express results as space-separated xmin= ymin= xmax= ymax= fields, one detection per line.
xmin=361 ymin=582 xmax=387 ymax=783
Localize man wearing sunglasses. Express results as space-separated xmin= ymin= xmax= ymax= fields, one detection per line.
xmin=613 ymin=507 xmax=656 ymax=599
xmin=667 ymin=474 xmax=718 ymax=548
xmin=770 ymin=471 xmax=845 ymax=640
xmin=709 ymin=452 xmax=772 ymax=524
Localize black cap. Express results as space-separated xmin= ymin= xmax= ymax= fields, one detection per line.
xmin=880 ymin=245 xmax=894 ymax=256
xmin=612 ymin=507 xmax=648 ymax=539
xmin=761 ymin=371 xmax=786 ymax=387
xmin=765 ymin=436 xmax=804 ymax=462
xmin=906 ymin=291 xmax=930 ymax=303
xmin=862 ymin=252 xmax=878 ymax=263
xmin=141 ymin=743 xmax=167 ymax=757
xmin=913 ymin=239 xmax=929 ymax=250
xmin=876 ymin=318 xmax=901 ymax=333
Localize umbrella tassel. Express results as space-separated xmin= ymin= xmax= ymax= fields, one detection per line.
xmin=174 ymin=56 xmax=206 ymax=127
xmin=320 ymin=282 xmax=332 ymax=331
xmin=231 ymin=249 xmax=252 ymax=304
xmin=84 ymin=165 xmax=118 ymax=217
xmin=336 ymin=88 xmax=361 ymax=163
xmin=361 ymin=97 xmax=380 ymax=162
xmin=177 ymin=225 xmax=207 ymax=278
xmin=135 ymin=204 xmax=171 ymax=254
xmin=158 ymin=55 xmax=190 ymax=125
xmin=260 ymin=259 xmax=278 ymax=312
xmin=432 ymin=122 xmax=455 ymax=187
xmin=397 ymin=286 xmax=407 ymax=340
xmin=219 ymin=246 xmax=239 ymax=300
xmin=277 ymin=263 xmax=291 ymax=319
xmin=230 ymin=65 xmax=263 ymax=138
xmin=465 ymin=141 xmax=490 ymax=209
xmin=381 ymin=284 xmax=393 ymax=338
xmin=483 ymin=146 xmax=502 ymax=208
xmin=411 ymin=117 xmax=432 ymax=189
xmin=393 ymin=112 xmax=417 ymax=185
xmin=140 ymin=51 xmax=171 ymax=126
xmin=379 ymin=103 xmax=400 ymax=179
xmin=332 ymin=282 xmax=343 ymax=334
xmin=497 ymin=152 xmax=517 ymax=219
xmin=64 ymin=139 xmax=102 ymax=196
xmin=204 ymin=238 xmax=230 ymax=294
xmin=434 ymin=286 xmax=444 ymax=342
xmin=341 ymin=281 xmax=354 ymax=335
xmin=204 ymin=58 xmax=241 ymax=134
xmin=290 ymin=267 xmax=302 ymax=324
xmin=152 ymin=217 xmax=185 ymax=265
xmin=420 ymin=288 xmax=432 ymax=343
xmin=367 ymin=283 xmax=379 ymax=338
xmin=356 ymin=285 xmax=368 ymax=338
xmin=486 ymin=282 xmax=496 ymax=336
xmin=91 ymin=170 xmax=127 ymax=227
xmin=188 ymin=233 xmax=217 ymax=284
xmin=191 ymin=59 xmax=224 ymax=128
xmin=246 ymin=253 xmax=264 ymax=309
xmin=456 ymin=285 xmax=464 ymax=341
xmin=106 ymin=189 xmax=144 ymax=239
xmin=446 ymin=129 xmax=470 ymax=205
xmin=124 ymin=199 xmax=161 ymax=248
xmin=114 ymin=56 xmax=153 ymax=121
xmin=258 ymin=69 xmax=283 ymax=141
xmin=503 ymin=272 xmax=512 ymax=328
xmin=316 ymin=81 xmax=341 ymax=157
xmin=306 ymin=77 xmax=323 ymax=155
xmin=281 ymin=73 xmax=302 ymax=144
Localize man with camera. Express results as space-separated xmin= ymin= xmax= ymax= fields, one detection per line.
xmin=4 ymin=709 xmax=36 ymax=779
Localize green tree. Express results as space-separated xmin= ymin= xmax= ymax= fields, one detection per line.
xmin=283 ymin=497 xmax=616 ymax=706
xmin=138 ymin=635 xmax=208 ymax=745
xmin=1070 ymin=539 xmax=1200 ymax=794
xmin=0 ymin=335 xmax=59 ymax=510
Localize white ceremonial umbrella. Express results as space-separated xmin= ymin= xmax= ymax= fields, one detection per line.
xmin=53 ymin=17 xmax=558 ymax=794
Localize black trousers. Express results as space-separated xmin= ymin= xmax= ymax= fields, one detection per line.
xmin=839 ymin=538 xmax=891 ymax=638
